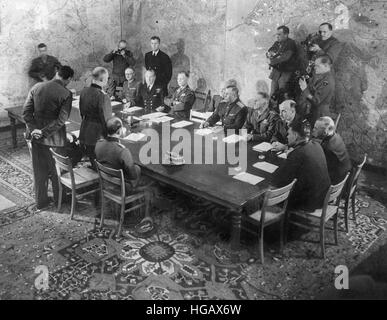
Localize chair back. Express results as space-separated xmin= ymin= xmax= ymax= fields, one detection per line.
xmin=95 ymin=161 xmax=126 ymax=203
xmin=50 ymin=148 xmax=75 ymax=189
xmin=347 ymin=154 xmax=367 ymax=197
xmin=192 ymin=90 xmax=211 ymax=111
xmin=190 ymin=110 xmax=212 ymax=123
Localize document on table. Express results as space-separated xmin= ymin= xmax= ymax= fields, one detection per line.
xmin=121 ymin=106 xmax=143 ymax=113
xmin=111 ymin=101 xmax=121 ymax=106
xmin=253 ymin=142 xmax=273 ymax=152
xmin=153 ymin=116 xmax=174 ymax=123
xmin=194 ymin=128 xmax=213 ymax=136
xmin=278 ymin=152 xmax=287 ymax=159
xmin=71 ymin=130 xmax=80 ymax=138
xmin=172 ymin=121 xmax=194 ymax=128
xmin=211 ymin=126 xmax=224 ymax=134
xmin=141 ymin=112 xmax=167 ymax=120
xmin=253 ymin=161 xmax=279 ymax=173
xmin=123 ymin=132 xmax=147 ymax=142
xmin=222 ymin=134 xmax=246 ymax=144
xmin=233 ymin=172 xmax=265 ymax=185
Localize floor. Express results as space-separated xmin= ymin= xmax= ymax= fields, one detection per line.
xmin=0 ymin=131 xmax=387 ymax=300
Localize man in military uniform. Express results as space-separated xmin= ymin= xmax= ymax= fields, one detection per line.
xmin=309 ymin=23 xmax=343 ymax=68
xmin=145 ymin=36 xmax=173 ymax=95
xmin=120 ymin=67 xmax=141 ymax=107
xmin=244 ymin=92 xmax=282 ymax=143
xmin=23 ymin=65 xmax=74 ymax=209
xmin=299 ymin=55 xmax=335 ymax=127
xmin=137 ymin=70 xmax=164 ymax=112
xmin=267 ymin=26 xmax=299 ymax=96
xmin=200 ymin=86 xmax=247 ymax=135
xmin=28 ymin=43 xmax=61 ymax=84
xmin=160 ymin=71 xmax=195 ymax=120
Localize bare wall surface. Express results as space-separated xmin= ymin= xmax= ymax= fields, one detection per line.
xmin=0 ymin=0 xmax=386 ymax=167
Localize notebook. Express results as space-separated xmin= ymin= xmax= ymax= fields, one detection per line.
xmin=233 ymin=172 xmax=265 ymax=185
xmin=253 ymin=161 xmax=279 ymax=173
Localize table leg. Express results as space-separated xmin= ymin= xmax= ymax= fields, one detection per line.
xmin=231 ymin=209 xmax=242 ymax=260
xmin=10 ymin=116 xmax=17 ymax=149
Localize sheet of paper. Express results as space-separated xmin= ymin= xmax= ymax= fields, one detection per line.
xmin=122 ymin=106 xmax=143 ymax=113
xmin=194 ymin=128 xmax=213 ymax=136
xmin=123 ymin=132 xmax=147 ymax=142
xmin=111 ymin=101 xmax=121 ymax=106
xmin=153 ymin=116 xmax=174 ymax=123
xmin=222 ymin=134 xmax=245 ymax=144
xmin=278 ymin=152 xmax=287 ymax=159
xmin=253 ymin=142 xmax=273 ymax=152
xmin=71 ymin=130 xmax=80 ymax=138
xmin=253 ymin=161 xmax=279 ymax=173
xmin=141 ymin=112 xmax=167 ymax=120
xmin=233 ymin=172 xmax=265 ymax=185
xmin=172 ymin=121 xmax=194 ymax=128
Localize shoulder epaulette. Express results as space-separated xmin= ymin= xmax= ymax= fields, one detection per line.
xmin=236 ymin=101 xmax=245 ymax=109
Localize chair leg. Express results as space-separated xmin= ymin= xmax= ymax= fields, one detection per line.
xmin=333 ymin=215 xmax=339 ymax=245
xmin=279 ymin=218 xmax=285 ymax=254
xmin=284 ymin=214 xmax=290 ymax=245
xmin=57 ymin=183 xmax=63 ymax=212
xmin=351 ymin=192 xmax=357 ymax=225
xmin=70 ymin=189 xmax=76 ymax=220
xmin=320 ymin=223 xmax=326 ymax=259
xmin=344 ymin=197 xmax=350 ymax=233
xmin=117 ymin=203 xmax=125 ymax=237
xmin=259 ymin=229 xmax=264 ymax=264
xmin=99 ymin=192 xmax=105 ymax=229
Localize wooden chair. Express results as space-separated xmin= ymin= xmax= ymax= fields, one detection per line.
xmin=286 ymin=173 xmax=350 ymax=258
xmin=50 ymin=149 xmax=99 ymax=219
xmin=243 ymin=179 xmax=297 ymax=264
xmin=342 ymin=154 xmax=367 ymax=232
xmin=189 ymin=110 xmax=211 ymax=123
xmin=96 ymin=161 xmax=148 ymax=237
xmin=192 ymin=90 xmax=211 ymax=111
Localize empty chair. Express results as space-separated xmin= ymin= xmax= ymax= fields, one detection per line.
xmin=342 ymin=154 xmax=367 ymax=232
xmin=96 ymin=161 xmax=149 ymax=237
xmin=243 ymin=179 xmax=297 ymax=264
xmin=286 ymin=173 xmax=350 ymax=258
xmin=192 ymin=90 xmax=211 ymax=111
xmin=50 ymin=149 xmax=99 ymax=219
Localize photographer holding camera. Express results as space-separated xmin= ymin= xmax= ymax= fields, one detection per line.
xmin=103 ymin=40 xmax=136 ymax=96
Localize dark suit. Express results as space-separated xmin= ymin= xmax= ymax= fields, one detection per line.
xmin=320 ymin=133 xmax=352 ymax=184
xmin=145 ymin=50 xmax=172 ymax=94
xmin=165 ymin=85 xmax=195 ymax=120
xmin=136 ymin=83 xmax=164 ymax=111
xmin=244 ymin=108 xmax=282 ymax=143
xmin=207 ymin=99 xmax=248 ymax=134
xmin=28 ymin=55 xmax=61 ymax=83
xmin=314 ymin=36 xmax=343 ymax=66
xmin=23 ymin=79 xmax=72 ymax=208
xmin=273 ymin=140 xmax=331 ymax=211
xmin=79 ymin=84 xmax=112 ymax=166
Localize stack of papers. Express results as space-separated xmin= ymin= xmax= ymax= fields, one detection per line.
xmin=233 ymin=172 xmax=265 ymax=185
xmin=140 ymin=112 xmax=167 ymax=120
xmin=123 ymin=132 xmax=147 ymax=142
xmin=222 ymin=134 xmax=246 ymax=144
xmin=152 ymin=116 xmax=174 ymax=123
xmin=121 ymin=106 xmax=143 ymax=113
xmin=253 ymin=161 xmax=279 ymax=173
xmin=195 ymin=128 xmax=213 ymax=136
xmin=253 ymin=142 xmax=273 ymax=152
xmin=172 ymin=121 xmax=194 ymax=128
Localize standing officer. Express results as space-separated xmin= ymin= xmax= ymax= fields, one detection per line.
xmin=299 ymin=55 xmax=335 ymax=127
xmin=201 ymin=86 xmax=247 ymax=134
xmin=145 ymin=36 xmax=173 ymax=95
xmin=23 ymin=65 xmax=74 ymax=209
xmin=160 ymin=71 xmax=196 ymax=120
xmin=28 ymin=43 xmax=61 ymax=84
xmin=103 ymin=40 xmax=136 ymax=94
xmin=79 ymin=67 xmax=112 ymax=169
xmin=136 ymin=70 xmax=164 ymax=112
xmin=267 ymin=26 xmax=299 ymax=96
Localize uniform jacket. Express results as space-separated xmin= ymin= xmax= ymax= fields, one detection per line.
xmin=79 ymin=84 xmax=112 ymax=146
xmin=23 ymin=79 xmax=72 ymax=147
xmin=119 ymin=80 xmax=141 ymax=104
xmin=28 ymin=55 xmax=61 ymax=82
xmin=244 ymin=108 xmax=282 ymax=143
xmin=165 ymin=85 xmax=196 ymax=120
xmin=320 ymin=133 xmax=352 ymax=184
xmin=314 ymin=36 xmax=343 ymax=65
xmin=273 ymin=113 xmax=304 ymax=145
xmin=95 ymin=137 xmax=139 ymax=182
xmin=144 ymin=50 xmax=173 ymax=87
xmin=268 ymin=38 xmax=299 ymax=74
xmin=103 ymin=49 xmax=136 ymax=77
xmin=207 ymin=99 xmax=247 ymax=132
xmin=136 ymin=83 xmax=164 ymax=111
xmin=273 ymin=140 xmax=331 ymax=211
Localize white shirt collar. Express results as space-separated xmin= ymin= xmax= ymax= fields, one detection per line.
xmin=152 ymin=50 xmax=159 ymax=56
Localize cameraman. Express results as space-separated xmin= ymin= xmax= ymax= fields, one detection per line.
xmin=309 ymin=23 xmax=343 ymax=67
xmin=267 ymin=26 xmax=299 ymax=97
xmin=103 ymin=40 xmax=136 ymax=96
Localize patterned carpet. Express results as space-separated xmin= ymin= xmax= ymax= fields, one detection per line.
xmin=1 ymin=143 xmax=387 ymax=300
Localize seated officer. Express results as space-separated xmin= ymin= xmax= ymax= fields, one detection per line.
xmin=272 ymin=121 xmax=331 ymax=211
xmin=244 ymin=92 xmax=282 ymax=143
xmin=120 ymin=67 xmax=141 ymax=107
xmin=209 ymin=79 xmax=238 ymax=112
xmin=158 ymin=71 xmax=195 ymax=120
xmin=95 ymin=117 xmax=151 ymax=216
xmin=200 ymin=86 xmax=247 ymax=134
xmin=136 ymin=69 xmax=164 ymax=111
xmin=313 ymin=116 xmax=352 ymax=184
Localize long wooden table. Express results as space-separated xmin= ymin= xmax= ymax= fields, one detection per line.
xmin=6 ymin=104 xmax=285 ymax=257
